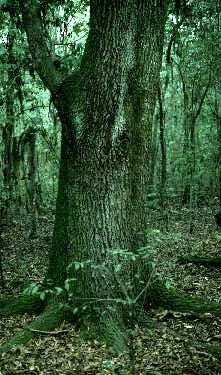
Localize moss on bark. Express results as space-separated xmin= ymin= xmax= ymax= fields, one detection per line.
xmin=0 ymin=295 xmax=45 ymax=316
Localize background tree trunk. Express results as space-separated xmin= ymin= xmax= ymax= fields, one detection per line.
xmin=3 ymin=26 xmax=15 ymax=205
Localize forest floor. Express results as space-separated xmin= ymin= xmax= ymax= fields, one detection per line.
xmin=0 ymin=206 xmax=220 ymax=375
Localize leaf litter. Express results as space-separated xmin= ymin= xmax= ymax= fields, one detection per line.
xmin=0 ymin=207 xmax=220 ymax=374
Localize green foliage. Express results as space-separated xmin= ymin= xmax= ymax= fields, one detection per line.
xmin=0 ymin=0 xmax=220 ymax=213
xmin=159 ymin=3 xmax=220 ymax=204
xmin=23 ymin=282 xmax=63 ymax=301
xmin=0 ymin=0 xmax=7 ymax=7
xmin=0 ymin=0 xmax=89 ymax=211
xmin=102 ymin=360 xmax=116 ymax=375
xmin=147 ymin=192 xmax=160 ymax=208
xmin=214 ymin=232 xmax=221 ymax=241
xmin=64 ymin=278 xmax=77 ymax=292
xmin=64 ymin=246 xmax=157 ymax=319
xmin=101 ymin=359 xmax=130 ymax=375
xmin=23 ymin=244 xmax=156 ymax=317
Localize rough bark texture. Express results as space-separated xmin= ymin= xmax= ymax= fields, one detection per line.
xmin=17 ymin=0 xmax=169 ymax=350
xmin=47 ymin=0 xmax=168 ymax=287
xmin=3 ymin=26 xmax=15 ymax=200
xmin=11 ymin=0 xmax=171 ymax=352
xmin=1 ymin=0 xmax=221 ymax=356
xmin=125 ymin=2 xmax=167 ymax=250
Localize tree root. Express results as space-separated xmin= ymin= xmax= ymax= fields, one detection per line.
xmin=145 ymin=280 xmax=221 ymax=317
xmin=0 ymin=301 xmax=74 ymax=353
xmin=0 ymin=281 xmax=220 ymax=355
xmin=0 ymin=294 xmax=45 ymax=316
xmin=26 ymin=327 xmax=71 ymax=336
xmin=144 ymin=282 xmax=221 ymax=360
xmin=177 ymin=256 xmax=221 ymax=269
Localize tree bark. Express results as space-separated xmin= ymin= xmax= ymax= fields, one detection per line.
xmin=45 ymin=0 xmax=168 ymax=285
xmin=125 ymin=2 xmax=167 ymax=250
xmin=1 ymin=1 xmax=221 ymax=357
xmin=3 ymin=25 xmax=15 ymax=202
xmin=18 ymin=0 xmax=168 ymax=351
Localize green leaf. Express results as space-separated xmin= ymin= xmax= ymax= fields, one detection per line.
xmin=54 ymin=287 xmax=63 ymax=295
xmin=40 ymin=292 xmax=46 ymax=301
xmin=165 ymin=280 xmax=174 ymax=290
xmin=175 ymin=232 xmax=181 ymax=241
xmin=75 ymin=262 xmax=81 ymax=271
xmin=65 ymin=278 xmax=77 ymax=291
xmin=109 ymin=248 xmax=128 ymax=255
xmin=114 ymin=264 xmax=121 ymax=273
xmin=22 ymin=282 xmax=38 ymax=296
xmin=32 ymin=285 xmax=39 ymax=294
xmin=65 ymin=279 xmax=70 ymax=291
xmin=214 ymin=233 xmax=221 ymax=241
xmin=0 ymin=0 xmax=8 ymax=6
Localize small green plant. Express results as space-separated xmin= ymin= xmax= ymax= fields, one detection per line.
xmin=22 ymin=282 xmax=63 ymax=301
xmin=102 ymin=360 xmax=115 ymax=374
xmin=101 ymin=360 xmax=130 ymax=375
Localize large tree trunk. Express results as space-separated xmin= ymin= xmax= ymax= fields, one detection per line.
xmin=19 ymin=0 xmax=168 ymax=287
xmin=47 ymin=0 xmax=167 ymax=284
xmin=44 ymin=0 xmax=168 ymax=349
xmin=1 ymin=1 xmax=221 ymax=357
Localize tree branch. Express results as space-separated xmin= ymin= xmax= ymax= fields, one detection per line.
xmin=19 ymin=0 xmax=62 ymax=94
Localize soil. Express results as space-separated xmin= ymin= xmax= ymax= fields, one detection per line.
xmin=0 ymin=207 xmax=220 ymax=375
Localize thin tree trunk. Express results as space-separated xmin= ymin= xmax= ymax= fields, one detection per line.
xmin=216 ymin=114 xmax=221 ymax=208
xmin=3 ymin=26 xmax=15 ymax=204
xmin=148 ymin=113 xmax=159 ymax=190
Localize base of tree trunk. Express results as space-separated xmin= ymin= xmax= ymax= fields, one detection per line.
xmin=0 ymin=281 xmax=220 ymax=355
